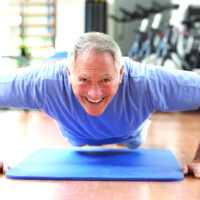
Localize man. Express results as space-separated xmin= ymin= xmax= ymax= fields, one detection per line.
xmin=0 ymin=32 xmax=200 ymax=177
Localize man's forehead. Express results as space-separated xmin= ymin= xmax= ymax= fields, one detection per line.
xmin=72 ymin=51 xmax=118 ymax=76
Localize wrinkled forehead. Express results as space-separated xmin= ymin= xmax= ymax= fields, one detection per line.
xmin=75 ymin=50 xmax=118 ymax=69
xmin=75 ymin=50 xmax=115 ymax=65
xmin=72 ymin=51 xmax=118 ymax=77
xmin=75 ymin=48 xmax=114 ymax=59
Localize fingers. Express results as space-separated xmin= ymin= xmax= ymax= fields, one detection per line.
xmin=182 ymin=163 xmax=200 ymax=178
xmin=181 ymin=164 xmax=189 ymax=175
xmin=188 ymin=163 xmax=200 ymax=178
xmin=0 ymin=161 xmax=10 ymax=174
xmin=0 ymin=161 xmax=3 ymax=173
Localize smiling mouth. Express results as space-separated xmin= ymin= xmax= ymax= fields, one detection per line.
xmin=86 ymin=97 xmax=104 ymax=103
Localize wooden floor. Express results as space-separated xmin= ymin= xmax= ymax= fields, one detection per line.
xmin=0 ymin=110 xmax=200 ymax=200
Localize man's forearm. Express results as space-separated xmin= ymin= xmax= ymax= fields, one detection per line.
xmin=194 ymin=142 xmax=200 ymax=161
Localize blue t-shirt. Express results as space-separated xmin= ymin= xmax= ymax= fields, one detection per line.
xmin=0 ymin=57 xmax=199 ymax=146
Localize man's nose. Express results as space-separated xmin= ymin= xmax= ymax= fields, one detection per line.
xmin=88 ymin=84 xmax=103 ymax=99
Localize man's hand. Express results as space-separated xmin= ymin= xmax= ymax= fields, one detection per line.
xmin=183 ymin=142 xmax=200 ymax=178
xmin=0 ymin=161 xmax=10 ymax=174
xmin=182 ymin=159 xmax=200 ymax=178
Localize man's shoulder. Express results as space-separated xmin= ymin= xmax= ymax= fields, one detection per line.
xmin=122 ymin=57 xmax=148 ymax=78
xmin=122 ymin=57 xmax=172 ymax=79
xmin=33 ymin=60 xmax=68 ymax=81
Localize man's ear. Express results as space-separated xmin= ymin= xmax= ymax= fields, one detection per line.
xmin=66 ymin=66 xmax=72 ymax=85
xmin=119 ymin=65 xmax=124 ymax=84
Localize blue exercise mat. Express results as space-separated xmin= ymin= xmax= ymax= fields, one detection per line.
xmin=6 ymin=148 xmax=184 ymax=181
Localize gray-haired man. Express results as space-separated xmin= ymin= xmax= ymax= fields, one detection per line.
xmin=0 ymin=32 xmax=200 ymax=177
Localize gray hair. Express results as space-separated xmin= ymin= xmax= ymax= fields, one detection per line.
xmin=68 ymin=32 xmax=122 ymax=71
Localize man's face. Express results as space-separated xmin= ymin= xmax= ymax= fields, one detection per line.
xmin=67 ymin=51 xmax=123 ymax=116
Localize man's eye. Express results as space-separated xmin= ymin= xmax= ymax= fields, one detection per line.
xmin=80 ymin=78 xmax=87 ymax=82
xmin=103 ymin=79 xmax=110 ymax=83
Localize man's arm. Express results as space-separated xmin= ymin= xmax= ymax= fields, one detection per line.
xmin=0 ymin=66 xmax=47 ymax=109
xmin=145 ymin=66 xmax=200 ymax=177
xmin=0 ymin=67 xmax=47 ymax=174
xmin=182 ymin=142 xmax=200 ymax=178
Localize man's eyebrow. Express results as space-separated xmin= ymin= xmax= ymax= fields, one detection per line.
xmin=79 ymin=74 xmax=90 ymax=78
xmin=78 ymin=74 xmax=112 ymax=78
xmin=100 ymin=74 xmax=112 ymax=78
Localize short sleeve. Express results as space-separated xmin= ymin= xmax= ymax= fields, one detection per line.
xmin=146 ymin=66 xmax=200 ymax=111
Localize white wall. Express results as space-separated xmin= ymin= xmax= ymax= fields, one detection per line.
xmin=55 ymin=0 xmax=119 ymax=52
xmin=171 ymin=0 xmax=200 ymax=28
xmin=55 ymin=0 xmax=85 ymax=52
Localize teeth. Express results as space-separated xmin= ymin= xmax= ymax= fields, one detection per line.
xmin=87 ymin=98 xmax=103 ymax=103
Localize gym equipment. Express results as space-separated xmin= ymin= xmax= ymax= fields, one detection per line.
xmin=85 ymin=0 xmax=107 ymax=33
xmin=128 ymin=18 xmax=149 ymax=58
xmin=155 ymin=10 xmax=191 ymax=70
xmin=43 ymin=51 xmax=68 ymax=63
xmin=138 ymin=13 xmax=162 ymax=60
xmin=6 ymin=148 xmax=184 ymax=181
xmin=110 ymin=2 xmax=178 ymax=23
xmin=182 ymin=6 xmax=200 ymax=71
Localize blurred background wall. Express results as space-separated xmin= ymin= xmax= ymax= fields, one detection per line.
xmin=0 ymin=0 xmax=199 ymax=73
